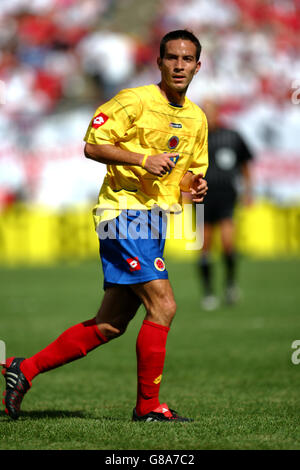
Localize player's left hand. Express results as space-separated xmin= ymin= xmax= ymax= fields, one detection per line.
xmin=190 ymin=173 xmax=208 ymax=203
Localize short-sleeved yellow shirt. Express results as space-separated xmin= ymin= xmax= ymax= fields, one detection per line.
xmin=84 ymin=84 xmax=208 ymax=227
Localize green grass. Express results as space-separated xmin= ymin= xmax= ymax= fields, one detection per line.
xmin=0 ymin=256 xmax=300 ymax=450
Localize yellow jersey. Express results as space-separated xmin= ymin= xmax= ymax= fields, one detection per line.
xmin=84 ymin=84 xmax=208 ymax=227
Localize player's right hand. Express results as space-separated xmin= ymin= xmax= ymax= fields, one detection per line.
xmin=143 ymin=153 xmax=178 ymax=177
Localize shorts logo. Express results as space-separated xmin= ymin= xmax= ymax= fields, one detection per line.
xmin=154 ymin=257 xmax=165 ymax=271
xmin=126 ymin=257 xmax=141 ymax=272
xmin=92 ymin=112 xmax=109 ymax=129
xmin=168 ymin=136 xmax=179 ymax=149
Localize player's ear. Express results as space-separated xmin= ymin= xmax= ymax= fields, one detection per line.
xmin=194 ymin=61 xmax=201 ymax=75
xmin=157 ymin=57 xmax=162 ymax=70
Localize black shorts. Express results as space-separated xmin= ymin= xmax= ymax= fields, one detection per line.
xmin=203 ymin=190 xmax=237 ymax=224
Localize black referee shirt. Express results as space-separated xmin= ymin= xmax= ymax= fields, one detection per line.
xmin=205 ymin=126 xmax=253 ymax=195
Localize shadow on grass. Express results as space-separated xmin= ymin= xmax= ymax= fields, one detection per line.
xmin=0 ymin=409 xmax=125 ymax=422
xmin=0 ymin=409 xmax=86 ymax=421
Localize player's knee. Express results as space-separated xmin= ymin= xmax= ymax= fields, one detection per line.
xmin=148 ymin=297 xmax=177 ymax=326
xmin=97 ymin=322 xmax=124 ymax=340
xmin=167 ymin=298 xmax=177 ymax=320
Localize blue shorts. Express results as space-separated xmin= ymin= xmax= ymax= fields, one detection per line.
xmin=98 ymin=209 xmax=169 ymax=289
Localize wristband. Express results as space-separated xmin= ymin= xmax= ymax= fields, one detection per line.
xmin=141 ymin=155 xmax=148 ymax=169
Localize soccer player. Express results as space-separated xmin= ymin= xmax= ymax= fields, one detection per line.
xmin=2 ymin=30 xmax=208 ymax=422
xmin=198 ymin=99 xmax=253 ymax=311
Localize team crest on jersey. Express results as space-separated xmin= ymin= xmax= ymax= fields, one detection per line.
xmin=168 ymin=136 xmax=179 ymax=149
xmin=154 ymin=257 xmax=165 ymax=271
xmin=126 ymin=257 xmax=141 ymax=272
xmin=92 ymin=112 xmax=109 ymax=129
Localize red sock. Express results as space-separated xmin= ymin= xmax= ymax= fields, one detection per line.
xmin=136 ymin=319 xmax=170 ymax=416
xmin=20 ymin=318 xmax=107 ymax=382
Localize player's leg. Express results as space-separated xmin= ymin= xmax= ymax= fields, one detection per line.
xmin=220 ymin=217 xmax=235 ymax=254
xmin=20 ymin=285 xmax=141 ymax=380
xmin=95 ymin=285 xmax=141 ymax=338
xmin=18 ymin=286 xmax=140 ymax=380
xmin=199 ymin=222 xmax=219 ymax=310
xmin=219 ymin=218 xmax=240 ymax=304
xmin=2 ymin=286 xmax=141 ymax=419
xmin=132 ymin=278 xmax=176 ymax=327
xmin=200 ymin=222 xmax=214 ymax=295
xmin=130 ymin=279 xmax=192 ymax=422
xmin=133 ymin=279 xmax=176 ymax=417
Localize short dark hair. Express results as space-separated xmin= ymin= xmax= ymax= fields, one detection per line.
xmin=160 ymin=30 xmax=202 ymax=61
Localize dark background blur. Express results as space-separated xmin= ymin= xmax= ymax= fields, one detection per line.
xmin=0 ymin=0 xmax=300 ymax=263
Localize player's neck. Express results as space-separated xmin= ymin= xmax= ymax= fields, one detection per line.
xmin=209 ymin=121 xmax=221 ymax=131
xmin=156 ymin=82 xmax=186 ymax=106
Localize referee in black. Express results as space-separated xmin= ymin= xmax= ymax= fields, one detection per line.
xmin=199 ymin=99 xmax=254 ymax=310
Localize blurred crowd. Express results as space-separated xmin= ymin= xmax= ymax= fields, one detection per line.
xmin=1 ymin=0 xmax=299 ymax=116
xmin=0 ymin=0 xmax=132 ymax=116
xmin=159 ymin=0 xmax=300 ymax=106
xmin=0 ymin=0 xmax=300 ymax=208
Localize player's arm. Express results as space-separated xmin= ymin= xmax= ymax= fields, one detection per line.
xmin=84 ymin=89 xmax=177 ymax=176
xmin=237 ymin=132 xmax=254 ymax=205
xmin=84 ymin=143 xmax=143 ymax=166
xmin=180 ymin=171 xmax=208 ymax=202
xmin=84 ymin=142 xmax=178 ymax=177
xmin=183 ymin=111 xmax=209 ymax=202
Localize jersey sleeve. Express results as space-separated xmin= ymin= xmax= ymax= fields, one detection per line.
xmin=188 ymin=111 xmax=209 ymax=177
xmin=84 ymin=88 xmax=142 ymax=145
xmin=237 ymin=133 xmax=253 ymax=163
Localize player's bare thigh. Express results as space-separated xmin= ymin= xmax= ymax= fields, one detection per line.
xmin=95 ymin=285 xmax=141 ymax=339
xmin=131 ymin=279 xmax=176 ymax=328
xmin=202 ymin=222 xmax=214 ymax=252
xmin=219 ymin=218 xmax=235 ymax=253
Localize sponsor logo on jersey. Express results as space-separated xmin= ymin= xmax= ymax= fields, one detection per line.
xmin=154 ymin=257 xmax=165 ymax=271
xmin=168 ymin=136 xmax=179 ymax=149
xmin=92 ymin=112 xmax=109 ymax=129
xmin=126 ymin=257 xmax=141 ymax=272
xmin=169 ymin=122 xmax=182 ymax=129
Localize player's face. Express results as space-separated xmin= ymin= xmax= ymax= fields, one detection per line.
xmin=158 ymin=39 xmax=201 ymax=94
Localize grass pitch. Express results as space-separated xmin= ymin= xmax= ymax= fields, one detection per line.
xmin=0 ymin=256 xmax=300 ymax=450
